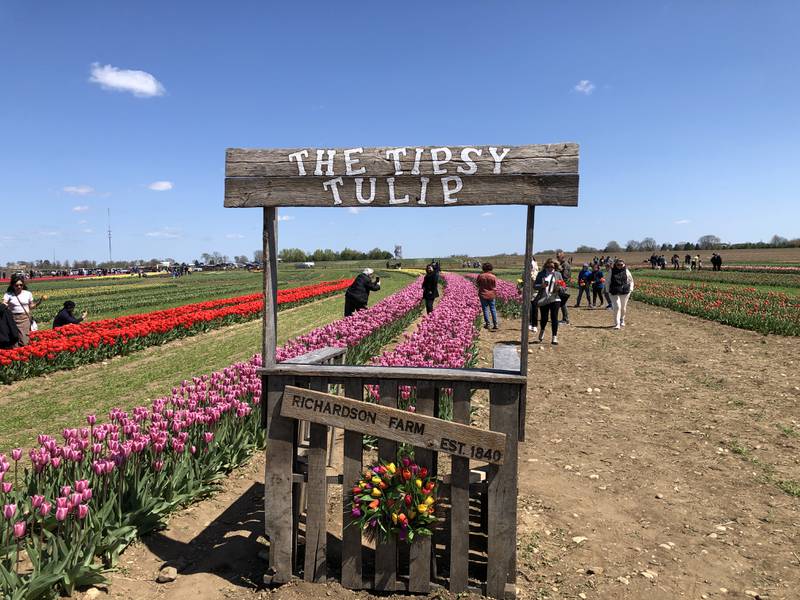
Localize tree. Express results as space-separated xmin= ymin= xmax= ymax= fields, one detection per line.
xmin=697 ymin=235 xmax=721 ymax=249
xmin=625 ymin=240 xmax=641 ymax=252
xmin=604 ymin=241 xmax=622 ymax=253
xmin=278 ymin=248 xmax=307 ymax=262
xmin=234 ymin=255 xmax=249 ymax=264
xmin=576 ymin=245 xmax=598 ymax=253
xmin=253 ymin=250 xmax=264 ymax=263
xmin=770 ymin=234 xmax=789 ymax=247
xmin=639 ymin=237 xmax=658 ymax=251
xmin=394 ymin=245 xmax=403 ymax=259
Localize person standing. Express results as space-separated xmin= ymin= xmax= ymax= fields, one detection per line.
xmin=53 ymin=301 xmax=88 ymax=328
xmin=608 ymin=258 xmax=635 ymax=329
xmin=476 ymin=262 xmax=499 ymax=330
xmin=574 ymin=263 xmax=592 ymax=307
xmin=421 ymin=265 xmax=439 ymax=314
xmin=344 ymin=268 xmax=381 ymax=317
xmin=589 ymin=264 xmax=606 ymax=308
xmin=528 ymin=256 xmax=539 ymax=333
xmin=2 ymin=274 xmax=48 ymax=346
xmin=0 ymin=302 xmax=20 ymax=349
xmin=533 ymin=259 xmax=564 ymax=345
xmin=556 ymin=251 xmax=571 ymax=324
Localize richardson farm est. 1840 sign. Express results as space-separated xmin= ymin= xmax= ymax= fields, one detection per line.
xmin=225 ymin=143 xmax=579 ymax=208
xmin=280 ymin=385 xmax=507 ymax=465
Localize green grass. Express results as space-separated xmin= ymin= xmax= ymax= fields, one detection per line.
xmin=0 ymin=271 xmax=415 ymax=450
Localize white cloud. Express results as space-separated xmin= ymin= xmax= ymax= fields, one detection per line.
xmin=72 ymin=205 xmax=89 ymax=212
xmin=574 ymin=80 xmax=595 ymax=95
xmin=277 ymin=215 xmax=294 ymax=221
xmin=225 ymin=233 xmax=245 ymax=239
xmin=348 ymin=207 xmax=361 ymax=214
xmin=78 ymin=219 xmax=88 ymax=224
xmin=89 ymin=63 xmax=165 ymax=98
xmin=481 ymin=211 xmax=493 ymax=217
xmin=145 ymin=227 xmax=181 ymax=239
xmin=63 ymin=185 xmax=94 ymax=195
xmin=82 ymin=228 xmax=94 ymax=234
xmin=674 ymin=219 xmax=691 ymax=225
xmin=148 ymin=181 xmax=173 ymax=191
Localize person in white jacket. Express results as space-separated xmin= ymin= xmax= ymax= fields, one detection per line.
xmin=607 ymin=258 xmax=634 ymax=329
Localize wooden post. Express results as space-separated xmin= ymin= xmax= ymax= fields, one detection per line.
xmin=518 ymin=206 xmax=535 ymax=441
xmin=341 ymin=380 xmax=364 ymax=589
xmin=375 ymin=381 xmax=399 ymax=591
xmin=409 ymin=381 xmax=435 ymax=593
xmin=263 ymin=207 xmax=278 ymax=366
xmin=304 ymin=378 xmax=329 ymax=582
xmin=449 ymin=381 xmax=472 ymax=593
xmin=486 ymin=384 xmax=520 ymax=599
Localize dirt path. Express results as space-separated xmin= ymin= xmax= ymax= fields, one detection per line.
xmin=98 ymin=300 xmax=799 ymax=600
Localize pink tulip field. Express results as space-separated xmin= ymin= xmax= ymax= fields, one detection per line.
xmin=0 ymin=273 xmax=522 ymax=597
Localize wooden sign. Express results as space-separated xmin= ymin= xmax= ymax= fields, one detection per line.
xmin=225 ymin=143 xmax=579 ymax=208
xmin=281 ymin=385 xmax=507 ymax=465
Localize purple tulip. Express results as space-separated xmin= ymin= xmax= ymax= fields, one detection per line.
xmin=60 ymin=485 xmax=71 ymax=497
xmin=55 ymin=507 xmax=69 ymax=521
xmin=1 ymin=483 xmax=11 ymax=494
xmin=39 ymin=501 xmax=52 ymax=517
xmin=11 ymin=448 xmax=22 ymax=462
xmin=77 ymin=504 xmax=89 ymax=520
xmin=3 ymin=503 xmax=18 ymax=520
xmin=351 ymin=507 xmax=362 ymax=518
xmin=74 ymin=480 xmax=89 ymax=493
xmin=13 ymin=521 xmax=26 ymax=539
xmin=31 ymin=495 xmax=45 ymax=508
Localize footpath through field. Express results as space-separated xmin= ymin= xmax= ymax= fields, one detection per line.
xmin=99 ymin=297 xmax=799 ymax=600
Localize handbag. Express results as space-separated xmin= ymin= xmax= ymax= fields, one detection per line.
xmin=536 ymin=275 xmax=560 ymax=306
xmin=16 ymin=295 xmax=37 ymax=332
xmin=30 ymin=320 xmax=38 ymax=332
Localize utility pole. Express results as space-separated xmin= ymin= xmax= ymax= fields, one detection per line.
xmin=107 ymin=208 xmax=113 ymax=265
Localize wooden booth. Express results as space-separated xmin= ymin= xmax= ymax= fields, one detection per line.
xmin=224 ymin=144 xmax=579 ymax=598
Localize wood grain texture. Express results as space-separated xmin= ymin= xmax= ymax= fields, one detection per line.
xmin=486 ymin=384 xmax=519 ymax=599
xmin=264 ymin=375 xmax=295 ymax=585
xmin=374 ymin=381 xmax=399 ymax=591
xmin=409 ymin=381 xmax=435 ymax=593
xmin=282 ymin=347 xmax=347 ymax=364
xmin=262 ymin=208 xmax=278 ymax=366
xmin=225 ymin=174 xmax=578 ymax=208
xmin=449 ymin=382 xmax=472 ymax=594
xmin=304 ymin=379 xmax=328 ymax=582
xmin=262 ymin=364 xmax=526 ymax=385
xmin=341 ymin=380 xmax=364 ymax=589
xmin=227 ymin=144 xmax=577 ymax=177
xmin=281 ymin=385 xmax=506 ymax=465
xmin=518 ymin=205 xmax=535 ymax=442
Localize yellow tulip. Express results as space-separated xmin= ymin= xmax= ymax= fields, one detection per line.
xmin=371 ymin=488 xmax=382 ymax=497
xmin=371 ymin=476 xmax=381 ymax=485
xmin=417 ymin=504 xmax=427 ymax=513
xmin=415 ymin=479 xmax=422 ymax=488
xmin=391 ymin=513 xmax=398 ymax=524
xmin=424 ymin=496 xmax=434 ymax=506
xmin=387 ymin=462 xmax=396 ymax=474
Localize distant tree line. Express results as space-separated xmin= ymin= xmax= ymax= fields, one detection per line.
xmin=573 ymin=234 xmax=800 ymax=254
xmin=277 ymin=247 xmax=394 ymax=262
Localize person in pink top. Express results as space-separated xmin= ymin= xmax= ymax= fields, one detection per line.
xmin=476 ymin=262 xmax=498 ymax=330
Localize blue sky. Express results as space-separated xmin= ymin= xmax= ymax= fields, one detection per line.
xmin=1 ymin=1 xmax=798 ymax=264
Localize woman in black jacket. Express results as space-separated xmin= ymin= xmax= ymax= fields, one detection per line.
xmin=421 ymin=265 xmax=439 ymax=314
xmin=344 ymin=268 xmax=381 ymax=317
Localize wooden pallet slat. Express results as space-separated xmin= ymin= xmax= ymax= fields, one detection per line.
xmin=409 ymin=380 xmax=435 ymax=594
xmin=375 ymin=381 xmax=399 ymax=591
xmin=341 ymin=380 xmax=364 ymax=589
xmin=449 ymin=381 xmax=472 ymax=593
xmin=304 ymin=378 xmax=329 ymax=582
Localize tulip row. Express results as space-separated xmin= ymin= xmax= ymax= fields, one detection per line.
xmin=1 ymin=358 xmax=265 ymax=596
xmin=463 ymin=273 xmax=523 ymax=317
xmin=721 ymin=264 xmax=800 ymax=275
xmin=0 ymin=280 xmax=351 ymax=384
xmin=637 ymin=269 xmax=800 ymax=289
xmin=633 ymin=280 xmax=800 ymax=336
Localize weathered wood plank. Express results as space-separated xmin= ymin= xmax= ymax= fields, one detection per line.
xmin=409 ymin=381 xmax=435 ymax=593
xmin=304 ymin=379 xmax=328 ymax=583
xmin=449 ymin=382 xmax=471 ymax=594
xmin=341 ymin=380 xmax=364 ymax=589
xmin=226 ymin=144 xmax=578 ymax=178
xmin=262 ymin=364 xmax=526 ymax=385
xmin=262 ymin=208 xmax=278 ymax=366
xmin=225 ymin=174 xmax=578 ymax=208
xmin=264 ymin=375 xmax=294 ymax=585
xmin=518 ymin=205 xmax=535 ymax=442
xmin=375 ymin=381 xmax=399 ymax=591
xmin=281 ymin=385 xmax=506 ymax=465
xmin=282 ymin=346 xmax=347 ymax=365
xmin=486 ymin=385 xmax=520 ymax=599
xmin=492 ymin=345 xmax=520 ymax=373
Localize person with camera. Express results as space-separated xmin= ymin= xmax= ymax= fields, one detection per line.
xmin=53 ymin=300 xmax=88 ymax=328
xmin=421 ymin=264 xmax=439 ymax=314
xmin=344 ymin=268 xmax=381 ymax=317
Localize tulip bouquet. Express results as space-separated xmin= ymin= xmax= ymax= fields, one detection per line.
xmin=349 ymin=454 xmax=438 ymax=543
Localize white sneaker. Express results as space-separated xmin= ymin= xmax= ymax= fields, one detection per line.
xmin=613 ymin=324 xmax=621 ymax=330
xmin=528 ymin=325 xmax=538 ymax=332
xmin=551 ymin=336 xmax=559 ymax=345
xmin=621 ymin=320 xmax=626 ymax=327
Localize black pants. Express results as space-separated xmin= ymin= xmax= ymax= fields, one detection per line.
xmin=539 ymin=303 xmax=559 ymax=336
xmin=559 ymin=293 xmax=570 ymax=321
xmin=529 ymin=301 xmax=538 ymax=328
xmin=575 ymin=286 xmax=590 ymax=306
xmin=425 ymin=298 xmax=434 ymax=314
xmin=344 ymin=296 xmax=367 ymax=317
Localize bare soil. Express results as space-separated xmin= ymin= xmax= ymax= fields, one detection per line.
xmin=95 ymin=300 xmax=799 ymax=600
